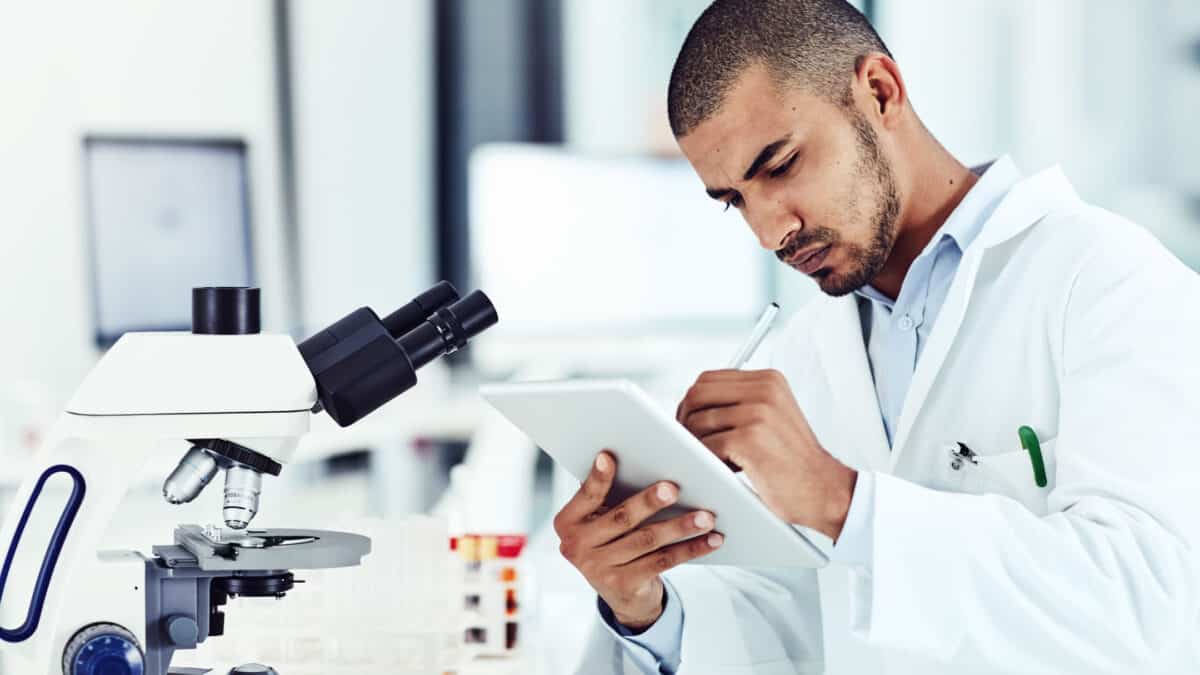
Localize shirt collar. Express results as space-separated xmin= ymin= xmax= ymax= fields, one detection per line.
xmin=854 ymin=155 xmax=1022 ymax=306
xmin=937 ymin=155 xmax=1021 ymax=255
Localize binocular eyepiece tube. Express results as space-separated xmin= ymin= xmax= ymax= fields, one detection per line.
xmin=299 ymin=281 xmax=499 ymax=427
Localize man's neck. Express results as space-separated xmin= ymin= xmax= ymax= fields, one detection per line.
xmin=870 ymin=148 xmax=978 ymax=300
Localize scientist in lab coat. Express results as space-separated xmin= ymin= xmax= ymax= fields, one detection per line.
xmin=552 ymin=1 xmax=1200 ymax=673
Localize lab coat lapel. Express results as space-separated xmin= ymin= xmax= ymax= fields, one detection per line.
xmin=814 ymin=295 xmax=891 ymax=472
xmin=886 ymin=247 xmax=984 ymax=466
xmin=888 ymin=167 xmax=1079 ymax=466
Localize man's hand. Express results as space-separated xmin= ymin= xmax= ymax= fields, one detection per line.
xmin=553 ymin=451 xmax=723 ymax=630
xmin=677 ymin=369 xmax=857 ymax=540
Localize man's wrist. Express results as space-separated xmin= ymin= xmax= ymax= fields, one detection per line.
xmin=612 ymin=582 xmax=667 ymax=633
xmin=820 ymin=463 xmax=858 ymax=542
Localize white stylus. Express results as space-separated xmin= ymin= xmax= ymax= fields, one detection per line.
xmin=727 ymin=302 xmax=780 ymax=369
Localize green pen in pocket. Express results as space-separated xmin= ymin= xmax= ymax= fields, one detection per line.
xmin=1018 ymin=425 xmax=1048 ymax=488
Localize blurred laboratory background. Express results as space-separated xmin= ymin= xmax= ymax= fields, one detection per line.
xmin=0 ymin=1 xmax=1197 ymax=673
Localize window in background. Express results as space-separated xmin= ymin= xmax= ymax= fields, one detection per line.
xmin=82 ymin=137 xmax=254 ymax=347
xmin=561 ymin=0 xmax=710 ymax=155
xmin=876 ymin=0 xmax=1200 ymax=268
xmin=468 ymin=144 xmax=772 ymax=374
xmin=434 ymin=0 xmax=564 ymax=299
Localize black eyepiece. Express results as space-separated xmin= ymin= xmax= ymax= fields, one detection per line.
xmin=381 ymin=281 xmax=459 ymax=340
xmin=298 ymin=283 xmax=499 ymax=427
xmin=397 ymin=291 xmax=499 ymax=370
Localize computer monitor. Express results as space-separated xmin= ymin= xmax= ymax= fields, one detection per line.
xmin=468 ymin=143 xmax=773 ymax=374
xmin=82 ymin=136 xmax=254 ymax=347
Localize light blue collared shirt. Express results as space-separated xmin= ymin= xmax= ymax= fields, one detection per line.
xmin=855 ymin=156 xmax=1019 ymax=446
xmin=599 ymin=157 xmax=1022 ymax=674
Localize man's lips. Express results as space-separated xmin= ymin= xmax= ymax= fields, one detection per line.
xmin=787 ymin=245 xmax=832 ymax=275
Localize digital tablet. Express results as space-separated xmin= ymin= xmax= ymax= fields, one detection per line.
xmin=480 ymin=379 xmax=828 ymax=567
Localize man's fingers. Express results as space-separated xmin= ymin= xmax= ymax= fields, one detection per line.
xmin=624 ymin=530 xmax=725 ymax=575
xmin=694 ymin=369 xmax=757 ymax=382
xmin=694 ymin=368 xmax=786 ymax=384
xmin=677 ymin=381 xmax=768 ymax=423
xmin=683 ymin=402 xmax=766 ymax=438
xmin=600 ymin=511 xmax=716 ymax=565
xmin=555 ymin=451 xmax=616 ymax=529
xmin=675 ymin=370 xmax=747 ymax=422
xmin=580 ymin=479 xmax=680 ymax=547
xmin=697 ymin=429 xmax=744 ymax=471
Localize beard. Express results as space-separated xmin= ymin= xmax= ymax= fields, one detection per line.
xmin=775 ymin=107 xmax=901 ymax=297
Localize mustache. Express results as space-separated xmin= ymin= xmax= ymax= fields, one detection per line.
xmin=775 ymin=227 xmax=837 ymax=263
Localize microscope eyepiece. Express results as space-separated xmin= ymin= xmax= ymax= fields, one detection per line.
xmin=380 ymin=280 xmax=460 ymax=340
xmin=451 ymin=290 xmax=501 ymax=339
xmin=398 ymin=291 xmax=499 ymax=370
xmin=298 ymin=282 xmax=499 ymax=427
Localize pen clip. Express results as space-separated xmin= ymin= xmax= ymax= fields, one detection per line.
xmin=1019 ymin=425 xmax=1048 ymax=488
xmin=948 ymin=442 xmax=978 ymax=471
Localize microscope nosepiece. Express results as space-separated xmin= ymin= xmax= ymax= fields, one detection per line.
xmin=222 ymin=465 xmax=263 ymax=529
xmin=163 ymin=446 xmax=220 ymax=505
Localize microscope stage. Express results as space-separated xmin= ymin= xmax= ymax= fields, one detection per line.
xmin=154 ymin=524 xmax=371 ymax=572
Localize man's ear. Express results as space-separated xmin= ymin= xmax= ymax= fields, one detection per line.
xmin=856 ymin=53 xmax=907 ymax=127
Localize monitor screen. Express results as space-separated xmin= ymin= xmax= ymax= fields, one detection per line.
xmin=83 ymin=137 xmax=254 ymax=346
xmin=468 ymin=144 xmax=772 ymax=339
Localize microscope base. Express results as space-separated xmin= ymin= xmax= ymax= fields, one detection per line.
xmin=56 ymin=526 xmax=369 ymax=675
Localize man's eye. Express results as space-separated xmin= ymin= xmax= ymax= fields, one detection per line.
xmin=723 ymin=194 xmax=743 ymax=212
xmin=769 ymin=153 xmax=799 ymax=178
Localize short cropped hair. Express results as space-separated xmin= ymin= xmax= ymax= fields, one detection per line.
xmin=668 ymin=0 xmax=892 ymax=137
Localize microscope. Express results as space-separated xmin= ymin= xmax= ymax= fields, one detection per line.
xmin=0 ymin=283 xmax=497 ymax=675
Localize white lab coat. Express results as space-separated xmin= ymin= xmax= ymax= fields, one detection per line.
xmin=572 ymin=166 xmax=1200 ymax=674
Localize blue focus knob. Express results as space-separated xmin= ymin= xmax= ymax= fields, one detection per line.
xmin=63 ymin=623 xmax=145 ymax=675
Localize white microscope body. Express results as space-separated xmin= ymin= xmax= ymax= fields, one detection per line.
xmin=0 ymin=284 xmax=497 ymax=675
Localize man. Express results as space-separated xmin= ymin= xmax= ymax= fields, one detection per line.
xmin=552 ymin=1 xmax=1200 ymax=674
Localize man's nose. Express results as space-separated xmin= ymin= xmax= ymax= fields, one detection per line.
xmin=745 ymin=199 xmax=797 ymax=252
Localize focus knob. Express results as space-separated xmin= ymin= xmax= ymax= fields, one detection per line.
xmin=63 ymin=623 xmax=145 ymax=675
xmin=192 ymin=287 xmax=261 ymax=335
xmin=164 ymin=614 xmax=200 ymax=647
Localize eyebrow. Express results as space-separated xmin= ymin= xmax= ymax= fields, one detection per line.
xmin=743 ymin=136 xmax=791 ymax=181
xmin=703 ymin=134 xmax=792 ymax=201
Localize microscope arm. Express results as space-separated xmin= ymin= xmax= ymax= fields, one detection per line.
xmin=0 ymin=425 xmax=157 ymax=673
xmin=0 ymin=463 xmax=85 ymax=644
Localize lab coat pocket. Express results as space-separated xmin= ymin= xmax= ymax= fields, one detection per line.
xmin=963 ymin=439 xmax=1056 ymax=516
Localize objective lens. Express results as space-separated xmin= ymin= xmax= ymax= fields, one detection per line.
xmin=163 ymin=447 xmax=220 ymax=505
xmin=222 ymin=465 xmax=263 ymax=529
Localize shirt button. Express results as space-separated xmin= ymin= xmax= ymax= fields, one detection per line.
xmin=898 ymin=315 xmax=915 ymax=331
